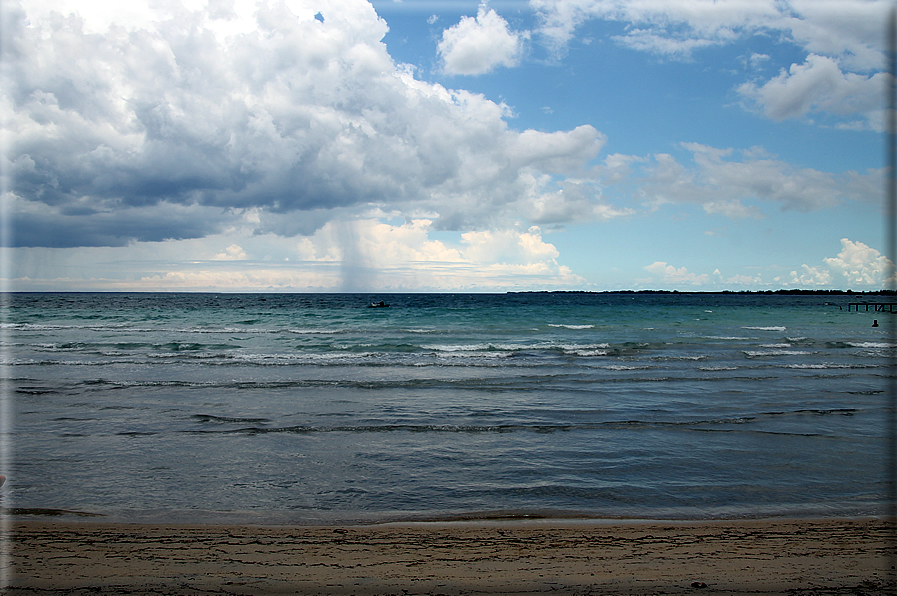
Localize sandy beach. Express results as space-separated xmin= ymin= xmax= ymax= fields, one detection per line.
xmin=3 ymin=517 xmax=894 ymax=595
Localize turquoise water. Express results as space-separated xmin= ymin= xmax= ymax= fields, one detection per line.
xmin=3 ymin=292 xmax=891 ymax=523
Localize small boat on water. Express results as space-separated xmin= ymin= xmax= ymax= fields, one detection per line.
xmin=369 ymin=300 xmax=389 ymax=308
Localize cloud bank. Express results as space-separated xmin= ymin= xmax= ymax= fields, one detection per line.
xmin=11 ymin=220 xmax=583 ymax=292
xmin=6 ymin=0 xmax=603 ymax=250
xmin=641 ymin=239 xmax=892 ymax=291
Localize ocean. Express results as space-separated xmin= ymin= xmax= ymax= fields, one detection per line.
xmin=2 ymin=292 xmax=891 ymax=524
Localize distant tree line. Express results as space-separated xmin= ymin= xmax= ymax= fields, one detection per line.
xmin=514 ymin=289 xmax=897 ymax=295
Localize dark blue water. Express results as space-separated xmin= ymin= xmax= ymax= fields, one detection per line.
xmin=2 ymin=292 xmax=890 ymax=523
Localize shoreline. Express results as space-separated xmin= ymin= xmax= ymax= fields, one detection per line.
xmin=2 ymin=499 xmax=887 ymax=525
xmin=5 ymin=516 xmax=895 ymax=595
xmin=2 ymin=508 xmax=888 ymax=526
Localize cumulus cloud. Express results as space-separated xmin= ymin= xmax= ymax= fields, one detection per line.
xmin=214 ymin=244 xmax=248 ymax=260
xmin=461 ymin=225 xmax=557 ymax=263
xmin=788 ymin=264 xmax=834 ymax=287
xmin=786 ymin=0 xmax=887 ymax=71
xmin=822 ymin=238 xmax=893 ymax=287
xmin=637 ymin=238 xmax=891 ymax=291
xmin=294 ymin=219 xmax=575 ymax=284
xmin=789 ymin=238 xmax=893 ymax=288
xmin=737 ymin=54 xmax=887 ymax=130
xmin=519 ymin=183 xmax=635 ymax=224
xmin=6 ymin=0 xmax=600 ymax=249
xmin=438 ymin=3 xmax=530 ymax=75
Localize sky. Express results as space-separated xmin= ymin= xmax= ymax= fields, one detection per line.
xmin=2 ymin=0 xmax=894 ymax=292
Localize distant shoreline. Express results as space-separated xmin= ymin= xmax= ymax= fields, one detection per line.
xmin=510 ymin=289 xmax=897 ymax=295
xmin=7 ymin=289 xmax=896 ymax=295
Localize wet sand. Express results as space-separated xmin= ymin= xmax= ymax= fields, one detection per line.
xmin=4 ymin=517 xmax=895 ymax=595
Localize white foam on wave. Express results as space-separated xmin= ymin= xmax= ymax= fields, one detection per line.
xmin=169 ymin=326 xmax=270 ymax=334
xmin=847 ymin=341 xmax=896 ymax=348
xmin=33 ymin=343 xmax=83 ymax=351
xmin=548 ymin=323 xmax=595 ymax=330
xmin=423 ymin=343 xmax=490 ymax=352
xmin=11 ymin=358 xmax=120 ymax=366
xmin=559 ymin=343 xmax=610 ymax=351
xmin=743 ymin=349 xmax=812 ymax=357
xmin=434 ymin=351 xmax=511 ymax=359
xmin=784 ymin=362 xmax=878 ymax=369
xmin=148 ymin=351 xmax=225 ymax=360
xmin=227 ymin=351 xmax=377 ymax=365
xmin=492 ymin=342 xmax=544 ymax=351
xmin=4 ymin=322 xmax=130 ymax=331
xmin=743 ymin=326 xmax=786 ymax=331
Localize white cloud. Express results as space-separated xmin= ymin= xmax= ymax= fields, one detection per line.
xmin=737 ymin=54 xmax=887 ymax=130
xmin=531 ymin=0 xmax=781 ymax=59
xmin=822 ymin=238 xmax=893 ymax=287
xmin=617 ymin=142 xmax=882 ymax=215
xmin=519 ymin=184 xmax=634 ymax=224
xmin=746 ymin=52 xmax=770 ymax=71
xmin=596 ymin=153 xmax=644 ymax=185
xmin=632 ymin=238 xmax=892 ymax=291
xmin=461 ymin=225 xmax=558 ymax=263
xmin=702 ymin=200 xmax=763 ymax=219
xmin=719 ymin=272 xmax=764 ymax=287
xmin=530 ymin=0 xmax=886 ymax=65
xmin=789 ymin=238 xmax=893 ymax=288
xmin=6 ymin=0 xmax=599 ymax=249
xmin=529 ymin=0 xmax=889 ymax=127
xmin=213 ymin=244 xmax=248 ymax=260
xmin=611 ymin=28 xmax=720 ymax=58
xmin=787 ymin=0 xmax=887 ymax=71
xmin=10 ymin=220 xmax=585 ymax=291
xmin=643 ymin=261 xmax=710 ymax=286
xmin=788 ymin=264 xmax=834 ymax=287
xmin=438 ymin=3 xmax=529 ymax=75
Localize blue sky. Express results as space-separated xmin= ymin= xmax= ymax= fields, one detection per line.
xmin=3 ymin=0 xmax=892 ymax=291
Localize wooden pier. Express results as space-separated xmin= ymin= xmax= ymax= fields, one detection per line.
xmin=847 ymin=302 xmax=897 ymax=312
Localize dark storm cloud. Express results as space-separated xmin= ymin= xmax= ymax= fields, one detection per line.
xmin=13 ymin=205 xmax=230 ymax=248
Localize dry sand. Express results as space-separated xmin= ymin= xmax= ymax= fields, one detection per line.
xmin=3 ymin=517 xmax=895 ymax=595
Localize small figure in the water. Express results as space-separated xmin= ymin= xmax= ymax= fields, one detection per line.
xmin=872 ymin=320 xmax=879 ymax=327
